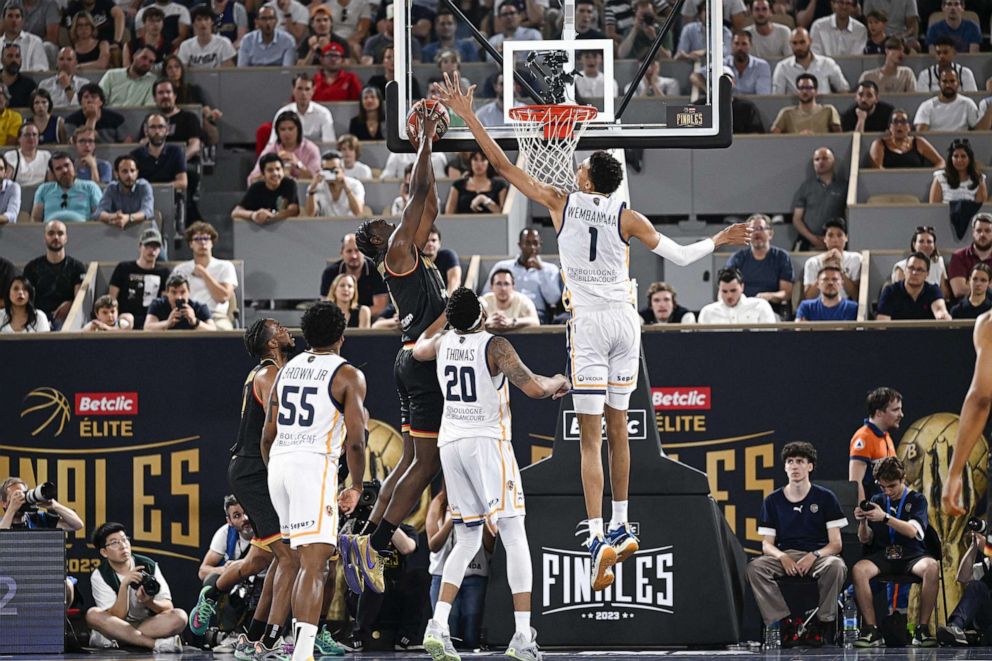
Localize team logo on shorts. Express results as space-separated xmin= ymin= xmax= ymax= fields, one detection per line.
xmin=507 ymin=480 xmax=514 ymax=492
xmin=326 ymin=505 xmax=335 ymax=517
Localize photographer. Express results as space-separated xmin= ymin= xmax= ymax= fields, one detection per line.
xmin=0 ymin=477 xmax=83 ymax=532
xmin=305 ymin=150 xmax=365 ymax=217
xmin=851 ymin=457 xmax=939 ymax=648
xmin=937 ymin=528 xmax=992 ymax=646
xmin=143 ymin=274 xmax=216 ymax=331
xmin=86 ymin=522 xmax=187 ymax=652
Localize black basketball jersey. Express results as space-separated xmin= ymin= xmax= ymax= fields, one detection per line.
xmin=230 ymin=359 xmax=276 ymax=457
xmin=381 ymin=250 xmax=447 ymax=343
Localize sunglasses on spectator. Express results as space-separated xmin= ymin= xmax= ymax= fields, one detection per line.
xmin=915 ymin=226 xmax=935 ymax=233
xmin=890 ymin=117 xmax=909 ymax=124
xmin=60 ymin=193 xmax=68 ymax=209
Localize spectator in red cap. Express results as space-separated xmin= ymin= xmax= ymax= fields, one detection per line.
xmin=313 ymin=41 xmax=362 ymax=101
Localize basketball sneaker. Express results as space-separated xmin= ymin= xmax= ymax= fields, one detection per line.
xmin=587 ymin=535 xmax=617 ymax=591
xmin=607 ymin=523 xmax=639 ymax=563
xmin=233 ymin=634 xmax=257 ymax=661
xmin=314 ymin=625 xmax=345 ymax=656
xmin=189 ymin=585 xmax=218 ymax=635
xmin=152 ymin=634 xmax=184 ymax=653
xmin=338 ymin=535 xmax=364 ymax=594
xmin=506 ymin=627 xmax=542 ymax=661
xmin=423 ymin=619 xmax=460 ymax=661
xmin=352 ymin=534 xmax=386 ymax=593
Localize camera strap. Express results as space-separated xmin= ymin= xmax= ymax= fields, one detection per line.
xmin=885 ymin=487 xmax=908 ymax=545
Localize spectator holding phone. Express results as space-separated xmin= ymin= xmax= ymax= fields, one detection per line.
xmin=143 ymin=273 xmax=216 ymax=331
xmin=304 ymin=150 xmax=364 ymax=217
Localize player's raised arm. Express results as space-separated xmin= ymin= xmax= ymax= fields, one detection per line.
xmin=388 ymin=106 xmax=443 ymax=270
xmin=487 ymin=335 xmax=570 ymax=399
xmin=944 ymin=312 xmax=992 ymax=515
xmin=412 ymin=310 xmax=449 ymax=362
xmin=437 ymin=72 xmax=565 ymax=213
xmin=621 ymin=207 xmax=752 ymax=266
xmin=335 ymin=364 xmax=368 ymax=491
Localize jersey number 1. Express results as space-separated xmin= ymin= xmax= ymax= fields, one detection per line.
xmin=588 ymin=227 xmax=598 ymax=262
xmin=444 ymin=366 xmax=477 ymax=402
xmin=278 ymin=386 xmax=318 ymax=426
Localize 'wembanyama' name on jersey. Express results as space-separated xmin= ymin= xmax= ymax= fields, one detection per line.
xmin=270 ymin=351 xmax=349 ymax=461
xmin=230 ymin=359 xmax=275 ymax=458
xmin=436 ymin=330 xmax=510 ymax=446
xmin=558 ymin=191 xmax=633 ymax=308
xmin=380 ymin=250 xmax=447 ymax=343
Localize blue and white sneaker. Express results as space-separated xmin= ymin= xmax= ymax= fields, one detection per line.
xmin=607 ymin=523 xmax=640 ymax=563
xmin=587 ymin=536 xmax=617 ymax=591
xmin=338 ymin=535 xmax=364 ymax=594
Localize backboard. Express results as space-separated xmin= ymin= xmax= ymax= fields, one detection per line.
xmin=388 ymin=0 xmax=732 ymax=153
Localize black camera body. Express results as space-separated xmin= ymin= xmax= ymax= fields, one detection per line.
xmin=642 ymin=12 xmax=657 ymax=25
xmin=968 ymin=517 xmax=989 ymax=534
xmin=130 ymin=572 xmax=161 ymax=597
xmin=175 ymin=298 xmax=188 ymax=310
xmin=859 ymin=499 xmax=875 ymax=512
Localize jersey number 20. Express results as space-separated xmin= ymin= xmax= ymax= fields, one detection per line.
xmin=444 ymin=366 xmax=477 ymax=402
xmin=278 ymin=385 xmax=318 ymax=426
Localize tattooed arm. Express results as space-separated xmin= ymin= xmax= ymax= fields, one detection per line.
xmin=487 ymin=336 xmax=570 ymax=399
xmin=260 ymin=374 xmax=281 ymax=466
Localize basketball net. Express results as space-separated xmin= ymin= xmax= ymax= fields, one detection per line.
xmin=508 ymin=104 xmax=598 ymax=192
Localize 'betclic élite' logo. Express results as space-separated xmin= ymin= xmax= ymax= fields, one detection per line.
xmin=651 ymin=387 xmax=711 ymax=411
xmin=74 ymin=392 xmax=139 ymax=416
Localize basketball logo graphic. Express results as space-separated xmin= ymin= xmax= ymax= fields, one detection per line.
xmin=20 ymin=388 xmax=71 ymax=437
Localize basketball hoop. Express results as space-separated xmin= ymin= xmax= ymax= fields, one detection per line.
xmin=508 ymin=104 xmax=598 ymax=192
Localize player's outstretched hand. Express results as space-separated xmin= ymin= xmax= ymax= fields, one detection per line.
xmin=438 ymin=72 xmax=476 ymax=119
xmin=713 ymin=222 xmax=752 ymax=248
xmin=420 ymin=102 xmax=441 ymax=143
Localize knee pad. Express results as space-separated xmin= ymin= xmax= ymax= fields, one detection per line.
xmin=440 ymin=524 xmax=484 ymax=590
xmin=499 ymin=517 xmax=532 ymax=595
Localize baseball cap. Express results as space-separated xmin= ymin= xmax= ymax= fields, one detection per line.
xmin=310 ymin=4 xmax=331 ymax=17
xmin=321 ymin=42 xmax=345 ymax=56
xmin=139 ymin=227 xmax=163 ymax=246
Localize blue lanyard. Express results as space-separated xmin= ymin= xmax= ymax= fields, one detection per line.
xmin=885 ymin=487 xmax=909 ymax=544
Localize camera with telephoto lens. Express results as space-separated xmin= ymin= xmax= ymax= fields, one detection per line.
xmin=130 ymin=571 xmax=161 ymax=597
xmin=24 ymin=481 xmax=56 ymax=506
xmin=968 ymin=517 xmax=990 ymax=534
xmin=860 ymin=500 xmax=875 ymax=512
xmin=642 ymin=12 xmax=656 ymax=25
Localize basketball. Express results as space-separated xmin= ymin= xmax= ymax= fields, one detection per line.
xmin=407 ymin=99 xmax=450 ymax=143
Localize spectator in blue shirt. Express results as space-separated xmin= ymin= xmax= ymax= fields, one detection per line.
xmin=725 ymin=31 xmax=772 ymax=95
xmin=796 ymin=265 xmax=858 ymax=321
xmin=746 ymin=442 xmax=847 ymax=647
xmin=71 ymin=126 xmax=111 ymax=184
xmin=421 ymin=9 xmax=478 ymax=63
xmin=926 ymin=0 xmax=981 ymax=53
xmin=725 ymin=214 xmax=794 ymax=316
xmin=236 ymin=5 xmax=295 ymax=67
xmin=30 ymin=151 xmax=102 ymax=223
xmin=96 ymin=155 xmax=155 ymax=228
xmin=852 ymin=456 xmax=939 ymax=647
xmin=876 ymin=251 xmax=952 ymax=320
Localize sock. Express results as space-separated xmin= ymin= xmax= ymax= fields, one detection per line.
xmin=318 ymin=618 xmax=329 ymax=632
xmin=370 ymin=520 xmax=398 ymax=553
xmin=513 ymin=611 xmax=531 ymax=638
xmin=609 ymin=501 xmax=628 ymax=531
xmin=433 ymin=601 xmax=452 ymax=630
xmin=261 ymin=623 xmax=283 ymax=649
xmin=247 ymin=618 xmax=266 ymax=642
xmin=587 ymin=517 xmax=604 ymax=542
xmin=291 ymin=622 xmax=317 ymax=661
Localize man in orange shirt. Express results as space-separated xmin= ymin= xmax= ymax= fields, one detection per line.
xmin=849 ymin=387 xmax=903 ymax=503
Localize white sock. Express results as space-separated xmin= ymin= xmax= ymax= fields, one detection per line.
xmin=609 ymin=501 xmax=629 ymax=531
xmin=587 ymin=517 xmax=604 ymax=542
xmin=514 ymin=611 xmax=531 ymax=638
xmin=291 ymin=623 xmax=317 ymax=661
xmin=433 ymin=601 xmax=453 ymax=631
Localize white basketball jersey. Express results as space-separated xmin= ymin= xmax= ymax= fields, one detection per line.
xmin=436 ymin=330 xmax=510 ymax=446
xmin=558 ymin=191 xmax=633 ymax=308
xmin=270 ymin=351 xmax=349 ymax=461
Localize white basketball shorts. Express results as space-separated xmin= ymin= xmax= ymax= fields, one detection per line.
xmin=440 ymin=436 xmax=525 ymax=531
xmin=267 ymin=451 xmax=339 ymax=549
xmin=566 ymin=303 xmax=641 ymax=415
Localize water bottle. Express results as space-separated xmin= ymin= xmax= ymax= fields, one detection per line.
xmin=842 ymin=586 xmax=858 ymax=649
xmin=764 ymin=621 xmax=781 ymax=649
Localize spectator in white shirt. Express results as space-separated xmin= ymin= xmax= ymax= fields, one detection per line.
xmin=802 ymin=218 xmax=862 ymax=299
xmin=0 ymin=3 xmax=49 ymax=72
xmin=380 ymin=150 xmax=448 ymax=180
xmin=336 ymin=134 xmax=372 ymax=179
xmin=305 ymin=149 xmax=365 ymax=217
xmin=916 ymin=36 xmax=978 ymax=92
xmin=38 ymin=47 xmax=87 ymax=108
xmin=170 ymin=221 xmax=238 ymax=330
xmin=267 ymin=72 xmax=336 ymax=146
xmin=4 ymin=123 xmax=51 ymax=186
xmin=745 ymin=0 xmax=792 ymax=59
xmin=264 ymin=0 xmax=308 ymax=44
xmin=176 ymin=6 xmax=236 ymax=68
xmin=810 ymin=0 xmax=867 ymax=56
xmin=135 ymin=0 xmax=191 ymax=53
xmin=914 ymin=68 xmax=979 ymax=131
xmin=772 ymin=27 xmax=850 ymax=94
xmin=575 ymin=49 xmax=618 ymax=100
xmin=625 ymin=53 xmax=681 ymax=96
xmin=487 ymin=0 xmax=541 ymax=61
xmin=698 ymin=268 xmax=777 ymax=324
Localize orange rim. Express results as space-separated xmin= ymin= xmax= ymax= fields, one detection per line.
xmin=508 ymin=104 xmax=598 ymax=139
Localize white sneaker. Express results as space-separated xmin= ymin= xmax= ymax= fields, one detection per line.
xmin=213 ymin=632 xmax=240 ymax=653
xmin=423 ymin=619 xmax=459 ymax=661
xmin=153 ymin=634 xmax=184 ymax=653
xmin=88 ymin=630 xmax=119 ymax=649
xmin=506 ymin=627 xmax=542 ymax=661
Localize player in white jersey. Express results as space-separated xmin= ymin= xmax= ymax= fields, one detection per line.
xmin=438 ymin=72 xmax=751 ymax=591
xmin=260 ymin=301 xmax=367 ymax=661
xmin=413 ymin=287 xmax=569 ymax=661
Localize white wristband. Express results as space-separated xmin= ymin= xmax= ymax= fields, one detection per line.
xmin=650 ymin=234 xmax=715 ymax=267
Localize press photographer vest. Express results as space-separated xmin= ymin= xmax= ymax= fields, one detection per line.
xmin=97 ymin=553 xmax=157 ymax=592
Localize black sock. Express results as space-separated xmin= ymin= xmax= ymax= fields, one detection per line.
xmin=318 ymin=618 xmax=329 ymax=632
xmin=202 ymin=574 xmax=221 ymax=601
xmin=247 ymin=618 xmax=266 ymax=642
xmin=261 ymin=623 xmax=283 ymax=648
xmin=370 ymin=520 xmax=398 ymax=553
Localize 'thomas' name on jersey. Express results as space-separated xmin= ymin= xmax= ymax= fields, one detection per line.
xmin=559 ymin=191 xmax=633 ymax=308
xmin=436 ymin=330 xmax=510 ymax=446
xmin=270 ymin=351 xmax=349 ymax=461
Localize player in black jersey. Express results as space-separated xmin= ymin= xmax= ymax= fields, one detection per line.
xmin=189 ymin=319 xmax=343 ymax=658
xmin=348 ymin=106 xmax=448 ymax=593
